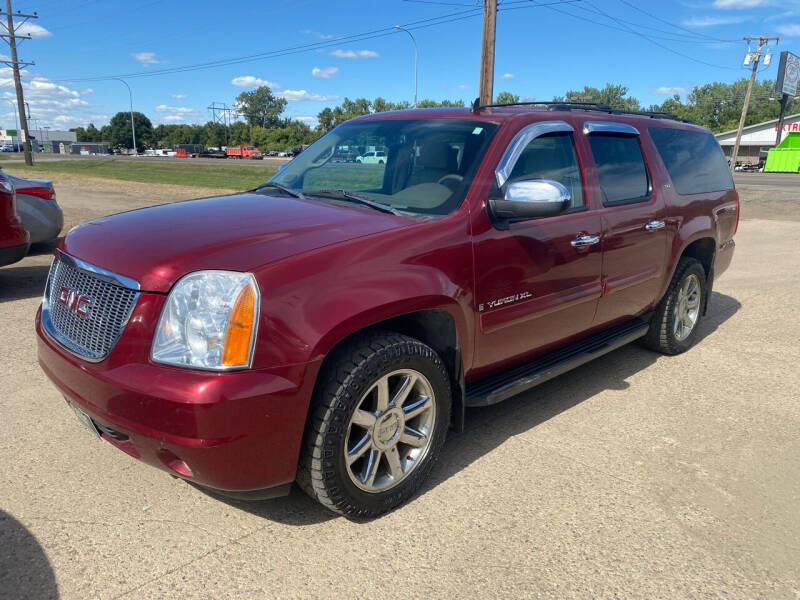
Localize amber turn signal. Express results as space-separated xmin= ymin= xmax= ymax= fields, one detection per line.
xmin=221 ymin=283 xmax=257 ymax=366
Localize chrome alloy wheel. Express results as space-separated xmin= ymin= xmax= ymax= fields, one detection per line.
xmin=344 ymin=369 xmax=436 ymax=493
xmin=673 ymin=273 xmax=701 ymax=342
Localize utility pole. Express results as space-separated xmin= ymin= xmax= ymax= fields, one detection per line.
xmin=730 ymin=36 xmax=780 ymax=173
xmin=0 ymin=0 xmax=36 ymax=166
xmin=478 ymin=0 xmax=497 ymax=106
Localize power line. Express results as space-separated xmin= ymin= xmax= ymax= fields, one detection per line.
xmin=615 ymin=0 xmax=738 ymax=43
xmin=53 ymin=1 xmax=579 ymax=83
xmin=569 ymin=3 xmax=738 ymax=44
xmin=545 ymin=0 xmax=743 ymax=71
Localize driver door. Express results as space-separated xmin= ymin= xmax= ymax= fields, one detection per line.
xmin=471 ymin=120 xmax=603 ymax=374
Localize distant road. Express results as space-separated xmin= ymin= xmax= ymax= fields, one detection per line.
xmin=5 ymin=153 xmax=290 ymax=168
xmin=734 ymin=173 xmax=799 ymax=189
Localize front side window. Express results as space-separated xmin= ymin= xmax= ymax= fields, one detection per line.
xmin=648 ymin=127 xmax=733 ymax=195
xmin=587 ymin=134 xmax=650 ymax=206
xmin=506 ymin=132 xmax=585 ymax=209
xmin=265 ymin=119 xmax=499 ymax=216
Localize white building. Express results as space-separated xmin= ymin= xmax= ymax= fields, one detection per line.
xmin=715 ymin=113 xmax=800 ymax=164
xmin=0 ymin=128 xmax=78 ymax=152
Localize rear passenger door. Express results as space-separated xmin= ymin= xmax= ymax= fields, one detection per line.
xmin=581 ymin=121 xmax=667 ymax=326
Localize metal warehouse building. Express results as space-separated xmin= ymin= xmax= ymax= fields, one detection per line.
xmin=715 ymin=113 xmax=800 ymax=164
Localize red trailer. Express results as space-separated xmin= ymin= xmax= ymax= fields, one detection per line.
xmin=226 ymin=145 xmax=262 ymax=159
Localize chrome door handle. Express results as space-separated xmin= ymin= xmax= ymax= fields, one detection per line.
xmin=570 ymin=234 xmax=600 ymax=248
xmin=645 ymin=220 xmax=665 ymax=232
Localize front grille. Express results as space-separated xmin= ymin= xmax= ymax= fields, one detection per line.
xmin=43 ymin=254 xmax=139 ymax=361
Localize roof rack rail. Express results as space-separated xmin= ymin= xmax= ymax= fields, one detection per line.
xmin=470 ymin=98 xmax=695 ymax=124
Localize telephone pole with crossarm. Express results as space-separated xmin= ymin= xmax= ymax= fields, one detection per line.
xmin=0 ymin=0 xmax=37 ymax=166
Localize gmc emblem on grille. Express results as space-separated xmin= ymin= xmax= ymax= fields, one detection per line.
xmin=58 ymin=286 xmax=91 ymax=317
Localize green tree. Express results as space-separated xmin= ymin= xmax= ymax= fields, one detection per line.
xmin=202 ymin=121 xmax=227 ymax=148
xmin=70 ymin=126 xmax=87 ymax=141
xmin=107 ymin=111 xmax=153 ymax=150
xmin=416 ymin=98 xmax=465 ymax=108
xmin=556 ymin=83 xmax=641 ymax=111
xmin=373 ymin=97 xmax=410 ymax=112
xmin=228 ymin=121 xmax=250 ymax=146
xmin=235 ymin=86 xmax=287 ymax=128
xmin=649 ymin=79 xmax=800 ymax=132
xmin=494 ymin=91 xmax=520 ymax=104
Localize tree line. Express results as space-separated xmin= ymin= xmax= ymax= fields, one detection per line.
xmin=70 ymin=79 xmax=799 ymax=150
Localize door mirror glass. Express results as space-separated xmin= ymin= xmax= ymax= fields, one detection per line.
xmin=491 ymin=179 xmax=571 ymax=221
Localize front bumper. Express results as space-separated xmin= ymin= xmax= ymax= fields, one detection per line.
xmin=36 ymin=307 xmax=321 ymax=493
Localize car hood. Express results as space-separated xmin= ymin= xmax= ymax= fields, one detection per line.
xmin=60 ymin=192 xmax=415 ymax=292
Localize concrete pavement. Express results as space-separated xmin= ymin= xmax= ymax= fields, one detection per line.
xmin=1 ymin=177 xmax=798 ymax=599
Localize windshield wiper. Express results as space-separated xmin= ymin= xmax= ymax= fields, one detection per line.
xmin=258 ymin=182 xmax=306 ymax=199
xmin=305 ymin=189 xmax=401 ymax=215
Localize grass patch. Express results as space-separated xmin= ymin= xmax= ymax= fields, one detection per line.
xmin=0 ymin=158 xmax=277 ymax=190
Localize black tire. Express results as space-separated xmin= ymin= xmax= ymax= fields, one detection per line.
xmin=298 ymin=331 xmax=451 ymax=518
xmin=643 ymin=257 xmax=707 ymax=355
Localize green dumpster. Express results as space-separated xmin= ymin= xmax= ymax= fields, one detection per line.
xmin=764 ymin=131 xmax=800 ymax=173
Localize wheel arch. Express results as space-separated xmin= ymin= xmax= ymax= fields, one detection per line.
xmin=311 ymin=305 xmax=467 ymax=432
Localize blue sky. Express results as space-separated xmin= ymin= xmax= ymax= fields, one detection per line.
xmin=3 ymin=0 xmax=799 ymax=131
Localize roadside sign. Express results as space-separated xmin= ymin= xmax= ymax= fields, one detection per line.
xmin=776 ymin=51 xmax=799 ymax=97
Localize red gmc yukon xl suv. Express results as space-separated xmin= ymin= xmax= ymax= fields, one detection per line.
xmin=36 ymin=103 xmax=738 ymax=517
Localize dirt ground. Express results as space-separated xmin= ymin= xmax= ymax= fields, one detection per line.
xmin=1 ymin=174 xmax=799 ymax=599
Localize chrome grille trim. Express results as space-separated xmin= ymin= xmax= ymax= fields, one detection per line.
xmin=41 ymin=251 xmax=140 ymax=362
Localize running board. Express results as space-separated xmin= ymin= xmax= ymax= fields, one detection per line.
xmin=465 ymin=318 xmax=650 ymax=407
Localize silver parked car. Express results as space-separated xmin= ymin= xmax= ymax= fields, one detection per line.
xmin=2 ymin=169 xmax=62 ymax=244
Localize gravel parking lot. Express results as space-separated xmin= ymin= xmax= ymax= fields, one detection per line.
xmin=1 ymin=174 xmax=799 ymax=599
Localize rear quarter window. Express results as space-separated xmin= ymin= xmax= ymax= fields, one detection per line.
xmin=648 ymin=127 xmax=733 ymax=195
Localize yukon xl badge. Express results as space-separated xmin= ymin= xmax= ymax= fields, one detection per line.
xmin=479 ymin=291 xmax=532 ymax=312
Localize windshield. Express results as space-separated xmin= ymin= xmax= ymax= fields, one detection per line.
xmin=264 ymin=118 xmax=499 ymax=216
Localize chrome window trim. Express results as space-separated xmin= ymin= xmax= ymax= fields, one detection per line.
xmin=41 ymin=252 xmax=141 ymax=363
xmin=495 ymin=120 xmax=574 ymax=188
xmin=582 ymin=121 xmax=640 ymax=136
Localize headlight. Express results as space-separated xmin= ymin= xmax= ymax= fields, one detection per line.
xmin=151 ymin=270 xmax=259 ymax=371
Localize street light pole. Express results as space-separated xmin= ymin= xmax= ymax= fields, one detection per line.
xmin=394 ymin=25 xmax=418 ymax=108
xmin=112 ymin=77 xmax=136 ymax=155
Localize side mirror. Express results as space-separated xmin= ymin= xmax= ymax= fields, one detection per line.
xmin=489 ymin=179 xmax=571 ymax=222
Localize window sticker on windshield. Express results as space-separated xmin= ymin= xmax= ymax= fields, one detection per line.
xmin=472 ymin=127 xmax=483 ymax=135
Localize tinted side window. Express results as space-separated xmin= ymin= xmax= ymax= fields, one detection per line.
xmin=587 ymin=134 xmax=649 ymax=205
xmin=507 ymin=132 xmax=584 ymax=209
xmin=649 ymin=127 xmax=733 ymax=195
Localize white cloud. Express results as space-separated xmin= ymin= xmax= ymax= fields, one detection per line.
xmin=170 ymin=93 xmax=186 ymax=99
xmin=501 ymin=73 xmax=514 ymax=79
xmin=0 ymin=72 xmax=94 ymax=129
xmin=311 ymin=66 xmax=339 ymax=79
xmin=292 ymin=115 xmax=317 ymax=124
xmin=231 ymin=75 xmax=280 ymax=88
xmin=155 ymin=104 xmax=196 ymax=114
xmin=713 ymin=0 xmax=770 ymax=7
xmin=654 ymin=86 xmax=688 ymax=95
xmin=161 ymin=115 xmax=185 ymax=123
xmin=777 ymin=23 xmax=800 ymax=36
xmin=14 ymin=22 xmax=51 ymax=38
xmin=301 ymin=29 xmax=334 ymax=39
xmin=682 ymin=15 xmax=747 ymax=26
xmin=330 ymin=49 xmax=379 ymax=59
xmin=278 ymin=89 xmax=339 ymax=102
xmin=131 ymin=52 xmax=161 ymax=65
xmin=457 ymin=84 xmax=470 ymax=91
